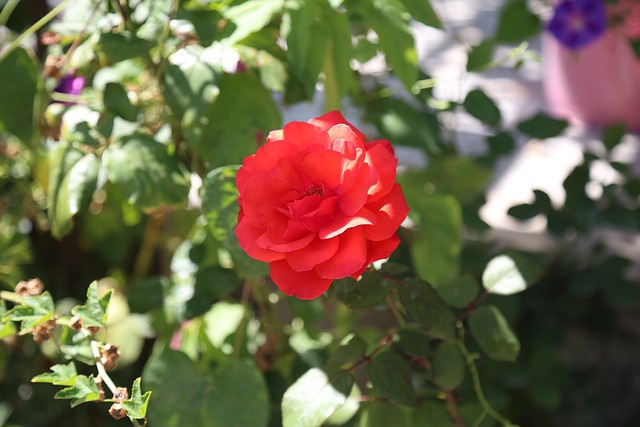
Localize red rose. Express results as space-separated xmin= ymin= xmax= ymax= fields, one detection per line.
xmin=235 ymin=111 xmax=409 ymax=300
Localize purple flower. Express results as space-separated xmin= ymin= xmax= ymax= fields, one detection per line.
xmin=54 ymin=74 xmax=86 ymax=97
xmin=548 ymin=0 xmax=608 ymax=50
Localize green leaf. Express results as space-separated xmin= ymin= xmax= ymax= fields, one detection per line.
xmin=467 ymin=39 xmax=496 ymax=72
xmin=434 ymin=275 xmax=479 ymax=309
xmin=463 ymin=89 xmax=501 ymax=126
xmin=334 ymin=273 xmax=391 ymax=309
xmin=359 ymin=0 xmax=418 ymax=90
xmin=98 ymin=32 xmax=152 ymax=63
xmin=396 ymin=328 xmax=431 ymax=358
xmin=143 ymin=348 xmax=269 ymax=427
xmin=282 ymin=0 xmax=330 ymax=99
xmin=487 ymin=131 xmax=516 ymax=156
xmin=412 ymin=401 xmax=456 ymax=427
xmin=432 ymin=342 xmax=464 ymax=390
xmin=325 ymin=334 xmax=367 ymax=373
xmin=32 ymin=362 xmax=78 ymax=386
xmin=602 ymin=122 xmax=626 ymax=151
xmin=0 ymin=301 xmax=17 ymax=339
xmin=5 ymin=291 xmax=55 ymax=332
xmin=0 ymin=48 xmax=40 ymax=143
xmin=186 ymin=266 xmax=240 ymax=317
xmin=398 ymin=0 xmax=441 ymax=28
xmin=399 ymin=157 xmax=491 ymax=204
xmin=121 ymin=378 xmax=152 ymax=420
xmin=163 ymin=47 xmax=220 ymax=119
xmin=54 ymin=374 xmax=101 ymax=408
xmin=495 ymin=0 xmax=541 ymax=43
xmin=103 ymin=82 xmax=138 ymax=121
xmin=104 ymin=132 xmax=190 ymax=211
xmin=282 ymin=367 xmax=353 ymax=427
xmin=517 ymin=113 xmax=568 ymax=139
xmin=223 ymin=0 xmax=285 ymax=45
xmin=185 ymin=73 xmax=281 ymax=168
xmin=398 ymin=279 xmax=456 ymax=341
xmin=468 ymin=305 xmax=520 ymax=362
xmin=201 ymin=166 xmax=240 ymax=242
xmin=409 ymin=194 xmax=462 ymax=286
xmin=368 ymin=99 xmax=442 ymax=155
xmin=359 ymin=401 xmax=412 ymax=427
xmin=71 ymin=281 xmax=112 ymax=328
xmin=127 ymin=276 xmax=167 ymax=314
xmin=367 ymin=351 xmax=416 ymax=406
xmin=323 ymin=5 xmax=355 ymax=106
xmin=203 ymin=301 xmax=246 ymax=349
xmin=201 ymin=166 xmax=269 ymax=277
xmin=482 ymin=253 xmax=542 ymax=295
xmin=47 ymin=143 xmax=99 ymax=238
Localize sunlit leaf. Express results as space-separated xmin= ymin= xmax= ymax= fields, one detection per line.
xmin=121 ymin=378 xmax=152 ymax=421
xmin=54 ymin=374 xmax=101 ymax=408
xmin=5 ymin=292 xmax=55 ymax=333
xmin=71 ymin=281 xmax=112 ymax=328
xmin=282 ymin=368 xmax=353 ymax=427
xmin=32 ymin=362 xmax=78 ymax=387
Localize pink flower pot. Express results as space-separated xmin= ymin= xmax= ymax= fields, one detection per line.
xmin=543 ymin=3 xmax=640 ymax=130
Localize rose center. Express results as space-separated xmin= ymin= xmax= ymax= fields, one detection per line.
xmin=303 ymin=185 xmax=324 ymax=198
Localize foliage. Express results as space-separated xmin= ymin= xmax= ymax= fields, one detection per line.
xmin=0 ymin=0 xmax=639 ymax=427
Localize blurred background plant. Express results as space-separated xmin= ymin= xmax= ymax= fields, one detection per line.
xmin=1 ymin=0 xmax=640 ymax=426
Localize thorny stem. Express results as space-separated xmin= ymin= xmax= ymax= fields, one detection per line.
xmin=456 ymin=328 xmax=519 ymax=427
xmin=386 ymin=293 xmax=405 ymax=327
xmin=111 ymin=0 xmax=128 ymax=30
xmin=456 ymin=289 xmax=490 ymax=323
xmin=444 ymin=389 xmax=467 ymax=427
xmin=0 ymin=0 xmax=74 ymax=63
xmin=80 ymin=328 xmax=118 ymax=396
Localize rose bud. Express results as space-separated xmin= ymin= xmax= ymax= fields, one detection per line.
xmin=235 ymin=111 xmax=409 ymax=299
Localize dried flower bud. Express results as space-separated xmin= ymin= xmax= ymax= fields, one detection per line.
xmin=69 ymin=316 xmax=83 ymax=332
xmin=114 ymin=387 xmax=129 ymax=402
xmin=86 ymin=326 xmax=100 ymax=335
xmin=43 ymin=55 xmax=64 ymax=79
xmin=109 ymin=403 xmax=128 ymax=420
xmin=15 ymin=278 xmax=44 ymax=296
xmin=100 ymin=343 xmax=120 ymax=371
xmin=94 ymin=376 xmax=105 ymax=401
xmin=32 ymin=318 xmax=57 ymax=344
xmin=40 ymin=31 xmax=61 ymax=45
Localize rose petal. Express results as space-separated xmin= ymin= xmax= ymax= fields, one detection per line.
xmin=328 ymin=124 xmax=364 ymax=149
xmin=285 ymin=237 xmax=340 ymax=272
xmin=283 ymin=121 xmax=331 ymax=150
xmin=338 ymin=163 xmax=378 ymax=216
xmin=364 ymin=184 xmax=409 ymax=241
xmin=364 ymin=140 xmax=398 ymax=202
xmin=309 ymin=111 xmax=366 ymax=141
xmin=315 ymin=228 xmax=368 ymax=279
xmin=319 ymin=206 xmax=377 ymax=239
xmin=350 ymin=234 xmax=402 ymax=279
xmin=236 ymin=219 xmax=286 ymax=262
xmin=270 ymin=260 xmax=333 ymax=300
xmin=257 ymin=228 xmax=315 ymax=252
xmin=300 ymin=149 xmax=346 ymax=191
